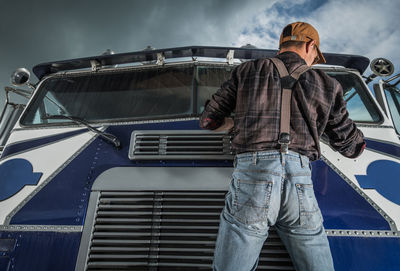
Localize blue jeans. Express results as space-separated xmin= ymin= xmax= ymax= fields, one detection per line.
xmin=213 ymin=150 xmax=334 ymax=271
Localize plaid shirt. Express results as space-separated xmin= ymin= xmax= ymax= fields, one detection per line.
xmin=200 ymin=51 xmax=365 ymax=161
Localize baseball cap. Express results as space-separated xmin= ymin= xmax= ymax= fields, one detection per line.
xmin=279 ymin=22 xmax=326 ymax=64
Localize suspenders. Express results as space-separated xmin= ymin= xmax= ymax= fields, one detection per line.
xmin=270 ymin=58 xmax=310 ymax=154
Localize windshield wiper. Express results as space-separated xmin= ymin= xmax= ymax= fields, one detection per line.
xmin=41 ymin=114 xmax=121 ymax=149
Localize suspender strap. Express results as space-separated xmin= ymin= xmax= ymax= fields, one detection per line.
xmin=270 ymin=57 xmax=289 ymax=77
xmin=291 ymin=65 xmax=310 ymax=80
xmin=270 ymin=57 xmax=310 ymax=153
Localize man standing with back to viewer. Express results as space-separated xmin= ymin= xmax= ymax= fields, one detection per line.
xmin=200 ymin=22 xmax=365 ymax=271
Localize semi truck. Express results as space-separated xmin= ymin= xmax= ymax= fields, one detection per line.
xmin=0 ymin=46 xmax=399 ymax=270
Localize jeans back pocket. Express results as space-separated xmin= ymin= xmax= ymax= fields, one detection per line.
xmin=232 ymin=179 xmax=273 ymax=225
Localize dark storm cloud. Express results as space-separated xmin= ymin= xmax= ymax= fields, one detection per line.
xmin=0 ymin=0 xmax=270 ymax=105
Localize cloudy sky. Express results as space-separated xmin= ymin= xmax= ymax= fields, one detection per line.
xmin=0 ymin=0 xmax=399 ymax=110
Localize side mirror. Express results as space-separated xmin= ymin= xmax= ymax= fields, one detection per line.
xmin=11 ymin=68 xmax=31 ymax=87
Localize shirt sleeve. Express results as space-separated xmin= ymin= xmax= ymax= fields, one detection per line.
xmin=324 ymin=81 xmax=366 ymax=158
xmin=199 ymin=65 xmax=239 ymax=130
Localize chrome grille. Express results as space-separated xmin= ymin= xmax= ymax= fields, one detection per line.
xmin=86 ymin=191 xmax=294 ymax=270
xmin=129 ymin=130 xmax=234 ymax=160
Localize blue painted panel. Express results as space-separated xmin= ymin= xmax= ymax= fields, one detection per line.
xmin=0 ymin=238 xmax=16 ymax=252
xmin=1 ymin=129 xmax=87 ymax=159
xmin=365 ymin=138 xmax=400 ymax=158
xmin=9 ymin=120 xmax=390 ymax=230
xmin=0 ymin=256 xmax=10 ymax=271
xmin=329 ymin=236 xmax=400 ymax=271
xmin=356 ymin=160 xmax=400 ymax=205
xmin=10 ymin=121 xmax=232 ymax=225
xmin=0 ymin=159 xmax=42 ymax=201
xmin=0 ymin=231 xmax=81 ymax=271
xmin=312 ymin=160 xmax=390 ymax=230
xmin=9 ymin=137 xmax=101 ymax=225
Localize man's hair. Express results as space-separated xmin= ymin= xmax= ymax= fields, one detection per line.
xmin=279 ymin=40 xmax=305 ymax=50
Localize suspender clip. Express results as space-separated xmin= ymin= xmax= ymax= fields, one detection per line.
xmin=278 ymin=133 xmax=291 ymax=154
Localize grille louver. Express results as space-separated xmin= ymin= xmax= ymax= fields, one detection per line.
xmin=129 ymin=130 xmax=234 ymax=160
xmin=86 ymin=191 xmax=295 ymax=270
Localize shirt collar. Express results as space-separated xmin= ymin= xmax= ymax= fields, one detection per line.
xmin=276 ymin=51 xmax=307 ymax=69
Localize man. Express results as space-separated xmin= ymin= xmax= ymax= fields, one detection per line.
xmin=200 ymin=22 xmax=365 ymax=271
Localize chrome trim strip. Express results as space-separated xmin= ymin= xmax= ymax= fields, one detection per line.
xmin=0 ymin=225 xmax=83 ymax=232
xmin=325 ymin=229 xmax=399 ymax=238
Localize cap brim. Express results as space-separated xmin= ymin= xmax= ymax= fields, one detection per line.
xmin=316 ymin=46 xmax=326 ymax=64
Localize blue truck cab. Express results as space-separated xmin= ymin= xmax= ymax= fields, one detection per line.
xmin=0 ymin=46 xmax=399 ymax=270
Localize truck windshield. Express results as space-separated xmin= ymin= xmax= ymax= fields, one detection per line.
xmin=21 ymin=64 xmax=381 ymax=125
xmin=21 ymin=65 xmax=193 ymax=125
xmin=197 ymin=68 xmax=381 ymax=123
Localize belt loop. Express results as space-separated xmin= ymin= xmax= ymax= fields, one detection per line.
xmin=280 ymin=152 xmax=286 ymax=167
xmin=300 ymin=154 xmax=306 ymax=168
xmin=253 ymin=152 xmax=257 ymax=165
xmin=233 ymin=155 xmax=237 ymax=168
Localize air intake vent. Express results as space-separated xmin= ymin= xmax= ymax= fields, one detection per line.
xmin=129 ymin=130 xmax=234 ymax=160
xmin=85 ymin=191 xmax=294 ymax=270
